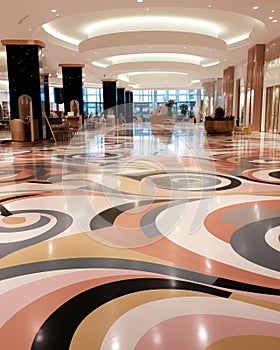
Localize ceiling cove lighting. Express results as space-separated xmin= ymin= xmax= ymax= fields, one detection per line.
xmin=42 ymin=23 xmax=80 ymax=45
xmin=226 ymin=33 xmax=250 ymax=45
xmin=86 ymin=16 xmax=221 ymax=38
xmin=92 ymin=53 xmax=204 ymax=67
xmin=124 ymin=71 xmax=189 ymax=76
xmin=202 ymin=61 xmax=220 ymax=67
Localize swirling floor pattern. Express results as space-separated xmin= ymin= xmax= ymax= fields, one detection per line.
xmin=0 ymin=124 xmax=279 ymax=349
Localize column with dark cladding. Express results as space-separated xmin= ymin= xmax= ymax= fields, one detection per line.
xmin=60 ymin=64 xmax=84 ymax=123
xmin=102 ymin=80 xmax=117 ymax=117
xmin=117 ymin=86 xmax=125 ymax=120
xmin=2 ymin=39 xmax=46 ymax=140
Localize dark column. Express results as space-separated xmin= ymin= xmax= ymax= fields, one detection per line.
xmin=1 ymin=39 xmax=45 ymax=140
xmin=125 ymin=90 xmax=133 ymax=123
xmin=43 ymin=74 xmax=51 ymax=139
xmin=59 ymin=64 xmax=84 ymax=122
xmin=117 ymin=87 xmax=125 ymax=118
xmin=102 ymin=80 xmax=117 ymax=115
xmin=125 ymin=90 xmax=131 ymax=122
xmin=129 ymin=91 xmax=134 ymax=122
xmin=43 ymin=74 xmax=50 ymax=118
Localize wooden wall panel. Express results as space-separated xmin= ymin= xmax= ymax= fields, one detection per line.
xmin=245 ymin=44 xmax=265 ymax=131
xmin=223 ymin=66 xmax=234 ymax=116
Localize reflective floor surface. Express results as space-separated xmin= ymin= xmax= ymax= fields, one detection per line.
xmin=0 ymin=122 xmax=279 ymax=349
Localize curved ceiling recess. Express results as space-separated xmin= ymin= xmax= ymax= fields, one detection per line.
xmin=40 ymin=7 xmax=265 ymax=88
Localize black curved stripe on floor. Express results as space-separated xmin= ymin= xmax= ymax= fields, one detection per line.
xmin=0 ymin=193 xmax=43 ymax=204
xmin=140 ymin=199 xmax=198 ymax=238
xmin=1 ymin=257 xmax=280 ymax=296
xmin=124 ymin=171 xmax=242 ymax=191
xmin=90 ymin=199 xmax=173 ymax=230
xmin=214 ymin=277 xmax=280 ymax=294
xmin=269 ymin=171 xmax=280 ymax=179
xmin=0 ymin=210 xmax=73 ymax=259
xmin=31 ymin=278 xmax=230 ymax=350
xmin=230 ymin=217 xmax=280 ymax=272
xmin=202 ymin=173 xmax=241 ymax=191
xmin=0 ymin=204 xmax=12 ymax=216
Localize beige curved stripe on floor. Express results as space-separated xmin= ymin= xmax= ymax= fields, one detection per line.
xmin=0 ymin=232 xmax=169 ymax=268
xmin=2 ymin=216 xmax=26 ymax=224
xmin=230 ymin=293 xmax=280 ymax=312
xmin=70 ymin=290 xmax=211 ymax=350
xmin=206 ymin=335 xmax=280 ymax=350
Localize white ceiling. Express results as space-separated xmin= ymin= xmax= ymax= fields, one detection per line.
xmin=0 ymin=0 xmax=279 ymax=90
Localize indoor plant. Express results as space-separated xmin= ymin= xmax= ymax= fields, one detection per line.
xmin=204 ymin=107 xmax=234 ymax=134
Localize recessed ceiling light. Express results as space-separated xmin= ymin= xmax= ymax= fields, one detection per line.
xmin=268 ymin=16 xmax=273 ymax=19
xmin=137 ymin=0 xmax=144 ymax=2
xmin=272 ymin=19 xmax=278 ymax=23
xmin=28 ymin=28 xmax=32 ymax=31
xmin=208 ymin=4 xmax=212 ymax=8
xmin=51 ymin=9 xmax=57 ymax=13
xmin=252 ymin=6 xmax=259 ymax=10
xmin=146 ymin=8 xmax=150 ymax=11
xmin=271 ymin=9 xmax=275 ymax=12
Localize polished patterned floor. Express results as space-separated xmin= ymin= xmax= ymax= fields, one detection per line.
xmin=0 ymin=122 xmax=280 ymax=349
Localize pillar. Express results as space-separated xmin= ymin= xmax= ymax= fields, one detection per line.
xmin=129 ymin=91 xmax=134 ymax=123
xmin=223 ymin=66 xmax=234 ymax=115
xmin=202 ymin=80 xmax=215 ymax=117
xmin=245 ymin=44 xmax=265 ymax=131
xmin=117 ymin=86 xmax=125 ymax=118
xmin=196 ymin=89 xmax=202 ymax=122
xmin=59 ymin=64 xmax=84 ymax=122
xmin=43 ymin=74 xmax=50 ymax=118
xmin=1 ymin=39 xmax=45 ymax=140
xmin=102 ymin=80 xmax=117 ymax=116
xmin=125 ymin=90 xmax=134 ymax=123
xmin=215 ymin=78 xmax=224 ymax=110
xmin=43 ymin=73 xmax=51 ymax=139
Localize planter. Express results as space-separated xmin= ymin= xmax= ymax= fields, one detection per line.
xmin=204 ymin=119 xmax=234 ymax=135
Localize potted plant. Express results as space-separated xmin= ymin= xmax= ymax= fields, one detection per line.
xmin=165 ymin=99 xmax=175 ymax=116
xmin=204 ymin=107 xmax=235 ymax=134
xmin=179 ymin=103 xmax=188 ymax=116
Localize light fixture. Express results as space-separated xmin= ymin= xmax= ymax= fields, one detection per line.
xmin=252 ymin=6 xmax=259 ymax=10
xmin=202 ymin=61 xmax=220 ymax=67
xmin=272 ymin=19 xmax=278 ymax=23
xmin=268 ymin=16 xmax=273 ymax=19
xmin=51 ymin=9 xmax=57 ymax=13
xmin=136 ymin=0 xmax=144 ymax=2
xmin=271 ymin=9 xmax=275 ymax=12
